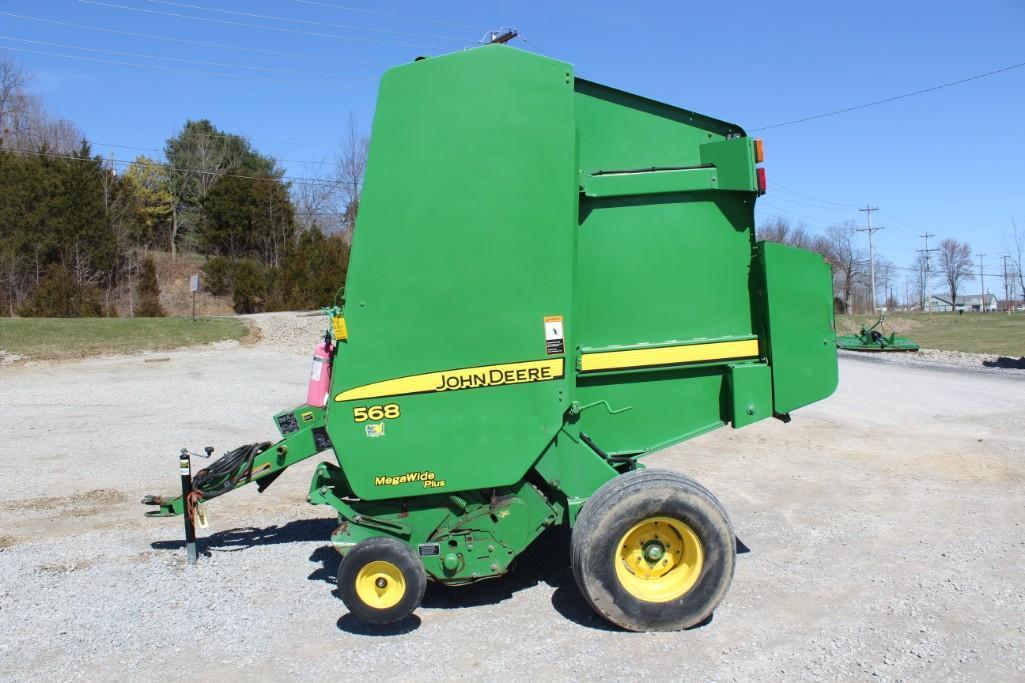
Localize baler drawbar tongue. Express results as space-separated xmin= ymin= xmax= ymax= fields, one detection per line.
xmin=141 ymin=494 xmax=181 ymax=517
xmin=143 ymin=442 xmax=275 ymax=563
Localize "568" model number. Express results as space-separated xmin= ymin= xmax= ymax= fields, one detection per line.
xmin=352 ymin=403 xmax=401 ymax=423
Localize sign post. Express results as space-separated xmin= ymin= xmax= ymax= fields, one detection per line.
xmin=189 ymin=274 xmax=199 ymax=322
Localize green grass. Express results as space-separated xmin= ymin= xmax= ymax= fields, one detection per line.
xmin=0 ymin=317 xmax=250 ymax=361
xmin=836 ymin=313 xmax=1025 ymax=356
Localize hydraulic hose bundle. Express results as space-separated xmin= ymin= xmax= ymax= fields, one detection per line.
xmin=192 ymin=442 xmax=272 ymax=500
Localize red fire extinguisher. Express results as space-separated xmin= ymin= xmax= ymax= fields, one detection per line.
xmin=307 ymin=335 xmax=333 ymax=407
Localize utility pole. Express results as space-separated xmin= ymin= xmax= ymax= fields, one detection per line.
xmin=1002 ymin=254 xmax=1011 ymax=314
xmin=918 ymin=232 xmax=937 ymax=312
xmin=857 ymin=206 xmax=883 ymax=313
xmin=978 ymin=254 xmax=987 ymax=313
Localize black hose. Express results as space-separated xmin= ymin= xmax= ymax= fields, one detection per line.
xmin=191 ymin=442 xmax=271 ymax=499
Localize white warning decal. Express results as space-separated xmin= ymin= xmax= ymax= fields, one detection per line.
xmin=544 ymin=315 xmax=565 ymax=355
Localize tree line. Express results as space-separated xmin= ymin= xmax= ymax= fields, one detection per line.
xmin=0 ymin=54 xmax=362 ymax=317
xmin=759 ymin=217 xmax=1023 ymax=313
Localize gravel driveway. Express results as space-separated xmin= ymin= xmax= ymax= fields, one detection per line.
xmin=2 ymin=314 xmax=1023 ymax=681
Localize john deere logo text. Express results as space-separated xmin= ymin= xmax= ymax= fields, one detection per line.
xmin=434 ymin=365 xmax=555 ymax=392
xmin=374 ymin=471 xmax=446 ymax=489
xmin=334 ymin=359 xmax=564 ymax=403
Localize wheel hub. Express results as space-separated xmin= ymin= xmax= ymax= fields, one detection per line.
xmin=643 ymin=541 xmax=665 ymax=562
xmin=354 ymin=560 xmax=407 ymax=609
xmin=614 ymin=516 xmax=704 ymax=603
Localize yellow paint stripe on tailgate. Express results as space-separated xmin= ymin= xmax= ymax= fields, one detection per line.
xmin=580 ymin=339 xmax=759 ymax=372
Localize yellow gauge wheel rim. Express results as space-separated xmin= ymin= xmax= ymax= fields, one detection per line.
xmin=614 ymin=516 xmax=704 ymax=603
xmin=354 ymin=560 xmax=407 ymax=609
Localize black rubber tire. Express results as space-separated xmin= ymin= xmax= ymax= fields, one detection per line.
xmin=570 ymin=469 xmax=736 ymax=632
xmin=337 ymin=536 xmax=427 ymax=625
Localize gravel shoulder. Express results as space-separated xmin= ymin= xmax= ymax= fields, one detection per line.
xmin=2 ymin=320 xmax=1024 ymax=681
xmin=839 ymin=347 xmax=1025 ymax=377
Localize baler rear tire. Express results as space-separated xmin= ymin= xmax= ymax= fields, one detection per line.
xmin=571 ymin=469 xmax=735 ymax=632
xmin=337 ymin=536 xmax=426 ymax=625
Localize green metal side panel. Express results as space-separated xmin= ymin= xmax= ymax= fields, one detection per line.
xmin=328 ymin=46 xmax=578 ymax=500
xmin=572 ymin=81 xmax=756 ymax=350
xmin=567 ymin=80 xmax=761 ymax=456
xmin=573 ymin=367 xmax=728 ymax=455
xmin=728 ymin=363 xmax=772 ymax=428
xmin=757 ymin=241 xmax=838 ymax=413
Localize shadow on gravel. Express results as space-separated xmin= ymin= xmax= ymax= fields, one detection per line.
xmin=308 ymin=545 xmax=339 ymax=583
xmin=336 ymin=613 xmax=421 ymax=636
xmin=982 ymin=356 xmax=1025 ymax=369
xmin=302 ymin=525 xmax=747 ymax=633
xmin=151 ymin=517 xmax=337 ymax=556
xmin=418 ymin=526 xmax=572 ymax=610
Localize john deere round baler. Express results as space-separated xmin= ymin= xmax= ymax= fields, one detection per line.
xmin=145 ymin=45 xmax=838 ymax=631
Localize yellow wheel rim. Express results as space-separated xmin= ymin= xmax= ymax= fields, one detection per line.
xmin=354 ymin=560 xmax=406 ymax=609
xmin=614 ymin=516 xmax=704 ymax=603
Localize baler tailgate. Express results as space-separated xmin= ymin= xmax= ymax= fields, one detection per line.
xmin=757 ymin=241 xmax=839 ymax=414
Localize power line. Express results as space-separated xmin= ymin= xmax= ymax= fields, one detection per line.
xmin=0 ymin=35 xmax=376 ymax=82
xmin=289 ymin=0 xmax=488 ymax=32
xmin=752 ymin=59 xmax=1025 ymax=131
xmin=2 ymin=147 xmax=355 ymax=188
xmin=78 ymin=0 xmax=450 ymax=52
xmin=764 ymin=191 xmax=858 ymax=214
xmin=29 ymin=137 xmax=335 ymax=168
xmin=770 ymin=181 xmax=861 ymax=208
xmin=0 ymin=44 xmax=362 ymax=89
xmin=84 ymin=120 xmax=322 ymax=148
xmin=0 ymin=12 xmax=384 ymax=67
xmin=757 ymin=201 xmax=846 ymax=229
xmin=516 ymin=35 xmax=554 ymax=59
xmin=142 ymin=0 xmax=469 ymax=43
xmin=57 ymin=137 xmax=339 ymax=168
xmin=761 ymin=192 xmax=927 ymax=252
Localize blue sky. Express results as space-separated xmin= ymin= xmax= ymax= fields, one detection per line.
xmin=2 ymin=0 xmax=1023 ymax=286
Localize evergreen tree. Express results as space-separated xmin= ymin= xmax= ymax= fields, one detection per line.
xmin=198 ymin=174 xmax=296 ymax=264
xmin=19 ymin=264 xmax=102 ymax=317
xmin=136 ymin=256 xmax=165 ymax=317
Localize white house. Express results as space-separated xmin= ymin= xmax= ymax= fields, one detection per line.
xmin=924 ymin=293 xmax=998 ymax=312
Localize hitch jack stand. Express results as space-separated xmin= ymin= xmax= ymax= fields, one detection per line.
xmin=179 ymin=449 xmax=197 ymax=565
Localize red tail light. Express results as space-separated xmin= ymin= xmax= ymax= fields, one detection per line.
xmin=756 ymin=167 xmax=766 ymax=195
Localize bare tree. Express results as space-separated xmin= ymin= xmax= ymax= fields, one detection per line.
xmin=823 ymin=222 xmax=864 ymax=313
xmin=293 ymin=165 xmax=343 ymax=234
xmin=874 ymin=256 xmax=896 ymax=311
xmin=1006 ymin=217 xmax=1025 ymax=308
xmin=758 ymin=216 xmax=814 ymax=248
xmin=335 ymin=112 xmax=369 ymax=234
xmin=0 ymin=54 xmax=28 ymax=148
xmin=938 ymin=238 xmax=974 ymax=309
xmin=0 ymin=55 xmax=81 ymax=154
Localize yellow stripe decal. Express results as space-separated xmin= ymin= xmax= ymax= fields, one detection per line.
xmin=580 ymin=339 xmax=759 ymax=372
xmin=335 ymin=358 xmax=565 ymax=402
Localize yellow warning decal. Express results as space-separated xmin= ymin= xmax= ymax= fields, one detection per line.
xmin=335 ymin=358 xmax=565 ymax=402
xmin=580 ymin=339 xmax=759 ymax=372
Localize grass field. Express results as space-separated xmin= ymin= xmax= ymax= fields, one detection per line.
xmin=836 ymin=312 xmax=1025 ymax=356
xmin=0 ymin=317 xmax=250 ymax=361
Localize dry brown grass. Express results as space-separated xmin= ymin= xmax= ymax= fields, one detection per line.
xmin=151 ymin=251 xmax=235 ymax=317
xmin=837 ymin=313 xmax=1025 ymax=356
